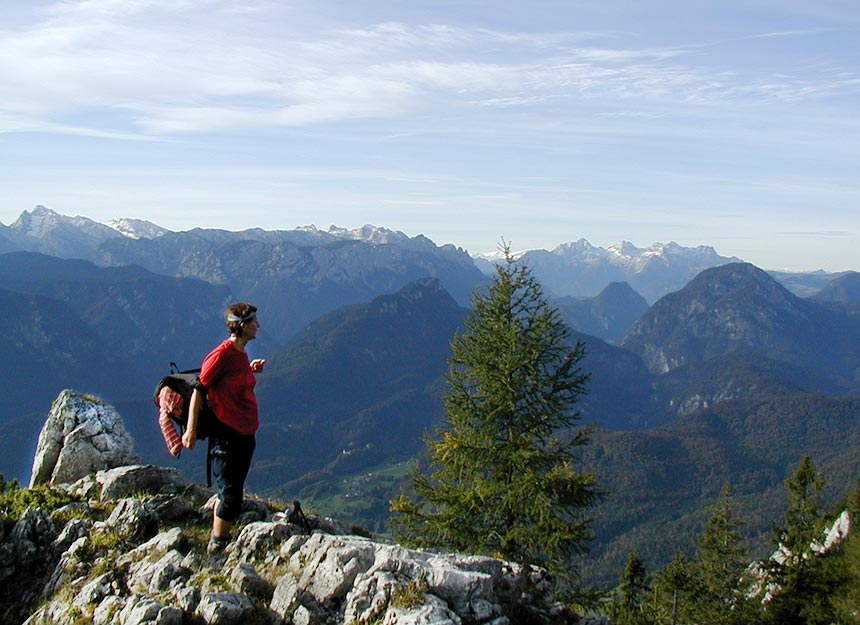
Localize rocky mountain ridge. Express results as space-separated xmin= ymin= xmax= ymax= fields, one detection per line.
xmin=3 ymin=205 xmax=125 ymax=257
xmin=475 ymin=238 xmax=742 ymax=303
xmin=106 ymin=217 xmax=171 ymax=240
xmin=556 ymin=282 xmax=650 ymax=344
xmin=1 ymin=205 xmax=487 ymax=342
xmin=4 ymin=205 xmax=852 ymax=313
xmin=622 ymin=262 xmax=860 ymax=390
xmin=3 ymin=390 xmax=579 ymax=625
xmin=0 ymin=205 xmax=774 ymax=304
xmin=3 ymin=205 xmax=445 ymax=252
xmin=812 ymin=270 xmax=860 ymax=303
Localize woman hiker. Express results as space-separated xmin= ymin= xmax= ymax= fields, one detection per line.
xmin=182 ymin=302 xmax=266 ymax=553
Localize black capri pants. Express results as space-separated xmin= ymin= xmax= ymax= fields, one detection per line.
xmin=209 ymin=426 xmax=256 ymax=523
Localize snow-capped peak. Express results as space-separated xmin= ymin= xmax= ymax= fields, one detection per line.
xmin=470 ymin=237 xmax=741 ymax=301
xmin=608 ymin=241 xmax=644 ymax=257
xmin=106 ymin=218 xmax=170 ymax=240
xmin=11 ymin=205 xmax=60 ymax=235
xmin=554 ymin=238 xmax=598 ymax=254
xmin=471 ymin=248 xmax=529 ymax=262
xmin=327 ymin=224 xmax=409 ymax=245
xmin=11 ymin=205 xmax=118 ymax=239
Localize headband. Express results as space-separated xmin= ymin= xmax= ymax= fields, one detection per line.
xmin=227 ymin=311 xmax=256 ymax=323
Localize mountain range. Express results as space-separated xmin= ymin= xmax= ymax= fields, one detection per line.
xmin=1 ymin=204 xmax=859 ymax=585
xmin=556 ymin=282 xmax=650 ymax=343
xmin=623 ymin=263 xmax=860 ymax=388
xmin=475 ymin=239 xmax=743 ymax=303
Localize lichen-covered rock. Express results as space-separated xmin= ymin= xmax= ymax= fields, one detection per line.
xmin=382 ymin=593 xmax=463 ymax=625
xmin=51 ymin=516 xmax=91 ymax=556
xmin=14 ymin=394 xmax=582 ymax=625
xmin=269 ymin=571 xmax=301 ymax=620
xmin=93 ymin=595 xmax=125 ymax=625
xmin=29 ymin=390 xmax=140 ymax=487
xmin=119 ymin=526 xmax=187 ymax=567
xmin=128 ymin=549 xmax=191 ymax=594
xmin=145 ymin=492 xmax=199 ymax=522
xmin=74 ymin=572 xmax=118 ymax=614
xmin=6 ymin=507 xmax=55 ymax=568
xmin=92 ymin=464 xmax=198 ymax=501
xmin=174 ymin=585 xmax=202 ymax=613
xmin=292 ymin=604 xmax=313 ymax=625
xmin=117 ymin=594 xmax=183 ymax=625
xmin=14 ymin=506 xmax=580 ymax=625
xmin=291 ymin=533 xmax=377 ymax=606
xmin=0 ymin=508 xmax=59 ymax=624
xmin=102 ymin=497 xmax=158 ymax=542
xmin=197 ymin=591 xmax=256 ymax=625
xmin=269 ymin=530 xmax=575 ymax=625
xmin=227 ymin=520 xmax=294 ymax=567
xmin=230 ymin=562 xmax=273 ymax=599
xmin=343 ymin=569 xmax=401 ymax=623
xmin=21 ymin=601 xmax=75 ymax=625
xmin=43 ymin=534 xmax=89 ymax=598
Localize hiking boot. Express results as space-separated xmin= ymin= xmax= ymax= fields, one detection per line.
xmin=207 ymin=535 xmax=230 ymax=554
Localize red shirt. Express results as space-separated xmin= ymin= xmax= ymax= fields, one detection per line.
xmin=199 ymin=339 xmax=259 ymax=435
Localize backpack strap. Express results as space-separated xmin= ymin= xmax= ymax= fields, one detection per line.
xmin=206 ymin=437 xmax=213 ymax=488
xmin=170 ymin=361 xmax=202 ymax=376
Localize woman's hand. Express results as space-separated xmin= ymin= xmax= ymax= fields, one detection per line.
xmin=250 ymin=358 xmax=266 ymax=373
xmin=182 ymin=429 xmax=197 ymax=449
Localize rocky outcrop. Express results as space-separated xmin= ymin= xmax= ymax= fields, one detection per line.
xmin=5 ymin=390 xmax=577 ymax=624
xmin=746 ymin=510 xmax=852 ymax=605
xmin=29 ymin=390 xmax=139 ymax=487
xmin=3 ymin=463 xmax=576 ymax=625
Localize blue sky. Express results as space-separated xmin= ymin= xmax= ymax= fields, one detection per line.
xmin=1 ymin=0 xmax=858 ymax=271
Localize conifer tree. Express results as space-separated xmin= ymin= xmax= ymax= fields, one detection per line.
xmin=391 ymin=244 xmax=600 ymax=587
xmin=689 ymin=485 xmax=752 ymax=625
xmin=778 ymin=456 xmax=825 ymax=556
xmin=612 ymin=551 xmax=653 ymax=625
xmin=828 ymin=479 xmax=860 ymax=624
xmin=765 ymin=456 xmax=829 ymax=625
xmin=653 ymin=550 xmax=696 ymax=625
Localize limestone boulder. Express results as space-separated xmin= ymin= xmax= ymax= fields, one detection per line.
xmin=29 ymin=390 xmax=140 ymax=487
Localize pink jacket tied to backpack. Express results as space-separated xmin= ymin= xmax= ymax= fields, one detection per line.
xmin=158 ymin=385 xmax=184 ymax=456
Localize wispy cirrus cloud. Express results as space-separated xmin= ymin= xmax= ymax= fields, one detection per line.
xmin=1 ymin=0 xmax=857 ymax=141
xmin=749 ymin=27 xmax=836 ymax=39
xmin=0 ymin=110 xmax=164 ymax=141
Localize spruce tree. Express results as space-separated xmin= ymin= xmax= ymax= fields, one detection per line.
xmin=765 ymin=456 xmax=829 ymax=625
xmin=391 ymin=244 xmax=600 ymax=586
xmin=613 ymin=551 xmax=653 ymax=625
xmin=654 ymin=550 xmax=697 ymax=625
xmin=690 ymin=485 xmax=752 ymax=625
xmin=778 ymin=456 xmax=825 ymax=557
xmin=828 ymin=479 xmax=860 ymax=624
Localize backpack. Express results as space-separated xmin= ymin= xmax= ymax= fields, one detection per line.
xmin=154 ymin=362 xmax=217 ymax=456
